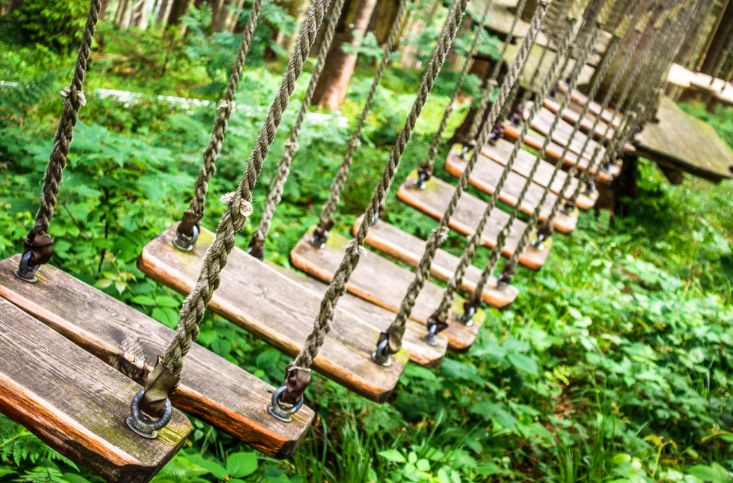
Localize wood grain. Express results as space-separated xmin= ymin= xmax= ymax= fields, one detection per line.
xmin=635 ymin=96 xmax=733 ymax=182
xmin=396 ymin=171 xmax=549 ymax=270
xmin=543 ymin=98 xmax=615 ymax=142
xmin=460 ymin=140 xmax=597 ymax=210
xmin=0 ymin=255 xmax=313 ymax=458
xmin=557 ymin=84 xmax=619 ymax=126
xmin=0 ymin=297 xmax=190 ymax=482
xmin=527 ymin=105 xmax=606 ymax=159
xmin=138 ymin=226 xmax=408 ymax=403
xmin=290 ymin=228 xmax=485 ymax=352
xmin=356 ymin=217 xmax=519 ymax=307
xmin=268 ymin=263 xmax=447 ymax=367
xmin=502 ymin=121 xmax=619 ymax=183
xmin=441 ymin=148 xmax=578 ymax=233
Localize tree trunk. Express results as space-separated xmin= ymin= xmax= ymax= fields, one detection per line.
xmin=312 ymin=0 xmax=379 ymax=110
xmin=100 ymin=0 xmax=110 ymax=19
xmin=450 ymin=55 xmax=493 ymax=144
xmin=368 ymin=0 xmax=400 ymax=45
xmin=157 ymin=0 xmax=173 ymax=24
xmin=167 ymin=0 xmax=191 ymax=25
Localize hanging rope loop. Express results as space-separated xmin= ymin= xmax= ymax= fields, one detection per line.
xmin=18 ymin=0 xmax=102 ymax=281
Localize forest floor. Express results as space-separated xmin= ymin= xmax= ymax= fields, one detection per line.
xmin=0 ymin=19 xmax=732 ymax=483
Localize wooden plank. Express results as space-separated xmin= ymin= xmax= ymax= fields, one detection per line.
xmin=543 ymin=98 xmax=615 ymax=142
xmin=635 ymin=96 xmax=733 ymax=182
xmin=396 ymin=170 xmax=549 ymax=270
xmin=502 ymin=121 xmax=619 ymax=183
xmin=356 ymin=216 xmax=519 ymax=307
xmin=557 ymin=83 xmax=619 ymax=126
xmin=268 ymin=263 xmax=447 ymax=367
xmin=290 ymin=229 xmax=485 ymax=352
xmin=525 ymin=104 xmax=606 ymax=158
xmin=440 ymin=148 xmax=578 ymax=233
xmin=500 ymin=42 xmax=597 ymax=92
xmin=457 ymin=140 xmax=597 ymax=209
xmin=0 ymin=256 xmax=313 ymax=458
xmin=139 ymin=226 xmax=408 ymax=403
xmin=0 ymin=297 xmax=190 ymax=483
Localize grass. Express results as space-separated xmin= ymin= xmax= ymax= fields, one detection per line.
xmin=0 ymin=19 xmax=731 ymax=483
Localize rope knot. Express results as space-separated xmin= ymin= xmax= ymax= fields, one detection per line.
xmin=217 ymin=99 xmax=235 ymax=113
xmin=284 ymin=140 xmax=299 ymax=152
xmin=220 ymin=192 xmax=254 ymax=217
xmin=346 ymin=239 xmax=366 ymax=256
xmin=349 ymin=137 xmax=362 ymax=148
xmin=436 ymin=226 xmax=450 ymax=244
xmin=60 ymin=87 xmax=86 ymax=107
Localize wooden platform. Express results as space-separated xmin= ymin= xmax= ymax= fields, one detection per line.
xmin=0 ymin=297 xmax=191 ymax=482
xmin=502 ymin=122 xmax=619 ymax=183
xmin=460 ymin=140 xmax=597 ymax=209
xmin=397 ymin=171 xmax=549 ymax=270
xmin=139 ymin=226 xmax=409 ymax=403
xmin=0 ymin=256 xmax=313 ymax=458
xmin=543 ymin=98 xmax=615 ymax=142
xmin=501 ymin=42 xmax=596 ymax=92
xmin=635 ymin=96 xmax=733 ymax=182
xmin=356 ymin=216 xmax=519 ymax=307
xmin=441 ymin=148 xmax=578 ymax=232
xmin=269 ymin=263 xmax=447 ymax=367
xmin=290 ymin=229 xmax=485 ymax=352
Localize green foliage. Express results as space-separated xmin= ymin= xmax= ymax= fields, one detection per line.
xmin=8 ymin=0 xmax=90 ymax=51
xmin=0 ymin=11 xmax=732 ymax=483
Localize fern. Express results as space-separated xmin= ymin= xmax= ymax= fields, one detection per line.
xmin=0 ymin=70 xmax=63 ymax=125
xmin=17 ymin=465 xmax=66 ymax=482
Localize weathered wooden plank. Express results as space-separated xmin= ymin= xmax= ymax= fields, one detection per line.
xmin=440 ymin=148 xmax=577 ymax=233
xmin=453 ymin=140 xmax=597 ymax=209
xmin=268 ymin=263 xmax=447 ymax=367
xmin=356 ymin=216 xmax=519 ymax=307
xmin=397 ymin=171 xmax=549 ymax=270
xmin=0 ymin=256 xmax=313 ymax=458
xmin=502 ymin=121 xmax=619 ymax=183
xmin=556 ymin=84 xmax=619 ymax=126
xmin=139 ymin=226 xmax=408 ymax=403
xmin=0 ymin=297 xmax=191 ymax=483
xmin=525 ymin=104 xmax=606 ymax=158
xmin=543 ymin=98 xmax=615 ymax=142
xmin=290 ymin=229 xmax=486 ymax=352
xmin=635 ymin=96 xmax=733 ymax=182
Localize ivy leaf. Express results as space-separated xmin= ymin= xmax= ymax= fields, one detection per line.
xmin=378 ymin=449 xmax=406 ymax=464
xmin=226 ymin=452 xmax=258 ymax=478
xmin=507 ymin=353 xmax=539 ymax=376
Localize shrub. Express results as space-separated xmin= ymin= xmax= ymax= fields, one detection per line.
xmin=10 ymin=0 xmax=89 ymax=51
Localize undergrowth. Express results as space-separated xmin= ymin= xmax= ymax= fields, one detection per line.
xmin=0 ymin=11 xmax=731 ymax=483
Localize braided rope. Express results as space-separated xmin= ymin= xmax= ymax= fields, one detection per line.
xmin=378 ymin=1 xmax=551 ymax=354
xmin=176 ymin=0 xmax=264 ymax=241
xmin=420 ymin=0 xmax=496 ymax=176
xmin=435 ymin=14 xmax=581 ymax=320
xmin=314 ymin=0 xmax=409 ymax=237
xmin=283 ymin=0 xmax=472 ymax=384
xmin=247 ymin=0 xmax=348 ymax=257
xmin=466 ymin=0 xmax=531 ymax=141
xmin=139 ymin=0 xmax=333 ymax=416
xmin=21 ymin=0 xmax=102 ymax=271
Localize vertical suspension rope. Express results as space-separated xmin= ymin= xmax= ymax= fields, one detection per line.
xmin=372 ymin=1 xmax=551 ymax=359
xmin=311 ymin=0 xmax=410 ymax=243
xmin=271 ymin=0 xmax=473 ymax=414
xmin=246 ymin=0 xmax=348 ymax=259
xmin=16 ymin=0 xmax=103 ymax=282
xmin=132 ymin=0 xmax=333 ymax=428
xmin=174 ymin=0 xmax=264 ymax=251
xmin=416 ymin=0 xmax=497 ymax=182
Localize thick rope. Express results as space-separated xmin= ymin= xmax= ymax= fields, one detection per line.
xmin=434 ymin=14 xmax=582 ymax=321
xmin=21 ymin=0 xmax=102 ymax=272
xmin=279 ymin=0 xmax=472 ymax=402
xmin=465 ymin=0 xmax=532 ymax=141
xmin=139 ymin=0 xmax=333 ymax=417
xmin=418 ymin=0 xmax=496 ymax=178
xmin=176 ymin=0 xmax=264 ymax=241
xmin=247 ymin=0 xmax=348 ymax=258
xmin=378 ymin=1 xmax=551 ymax=355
